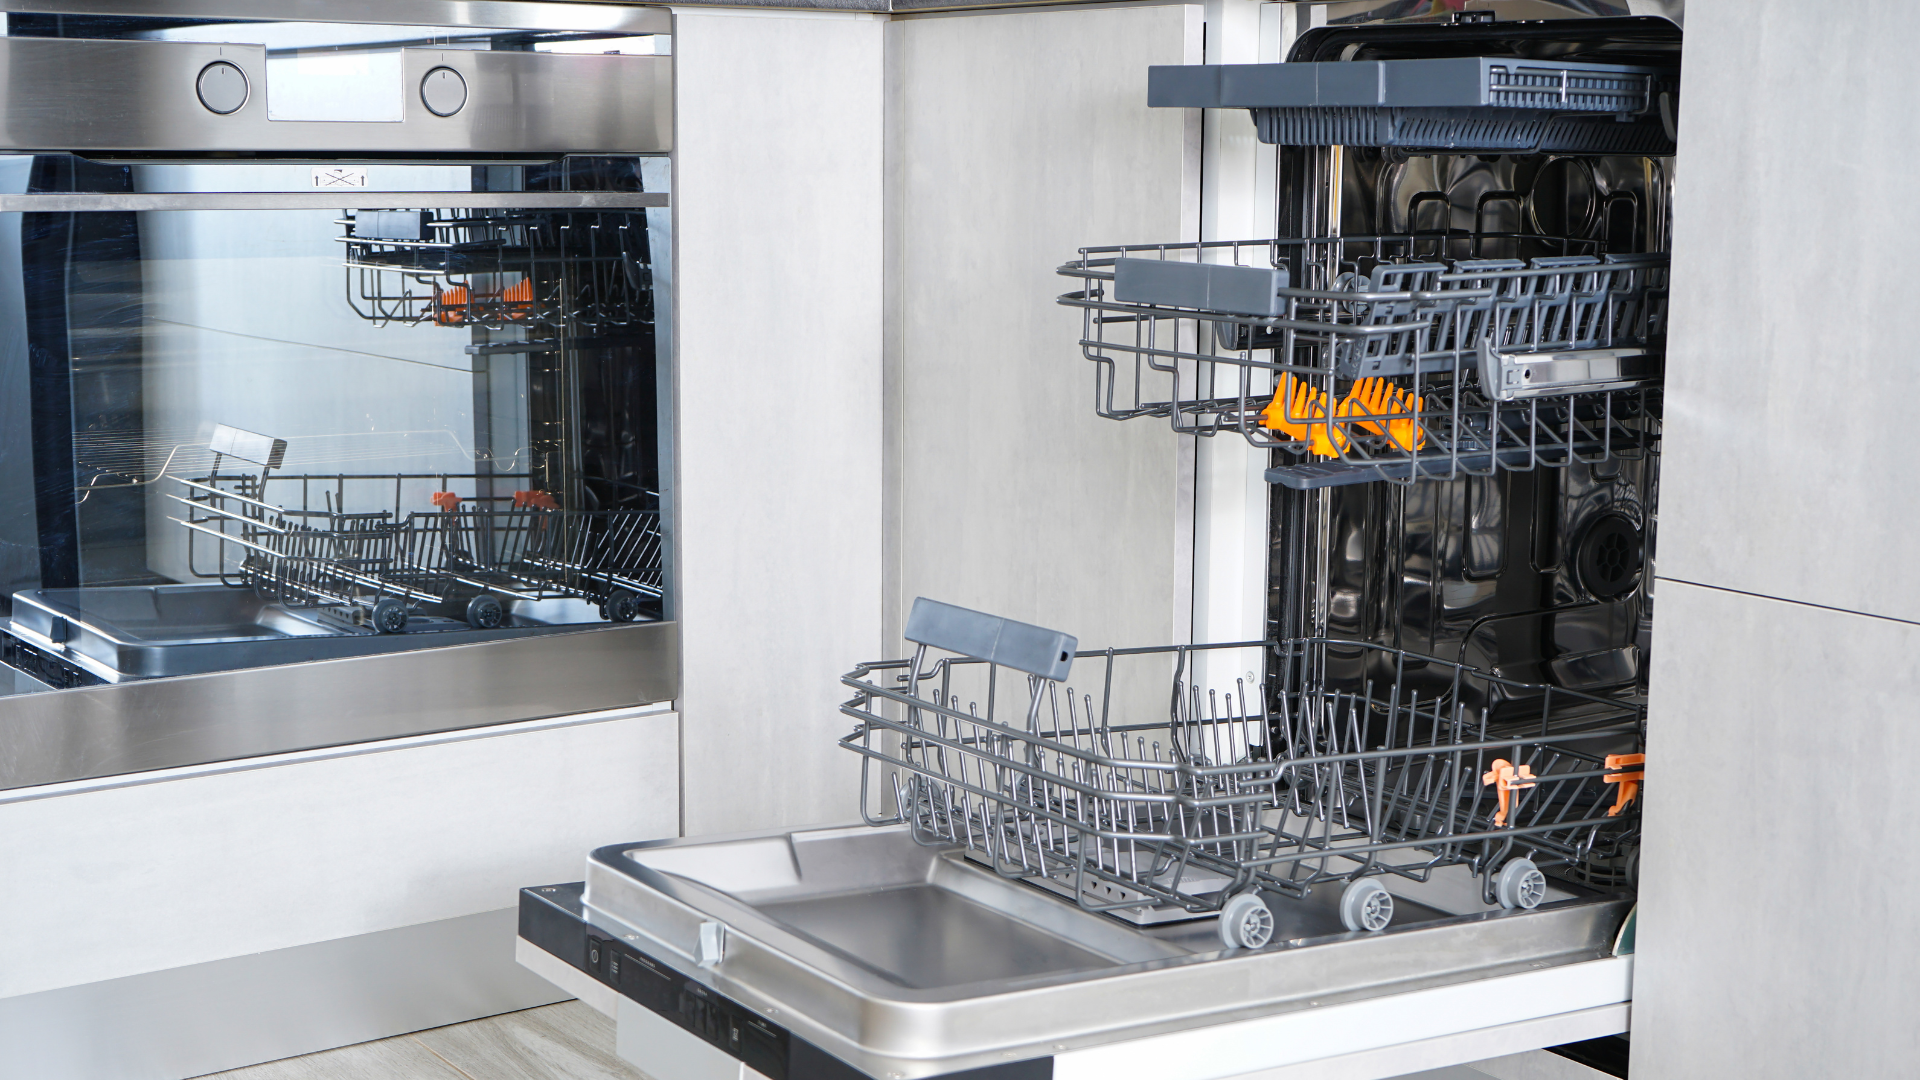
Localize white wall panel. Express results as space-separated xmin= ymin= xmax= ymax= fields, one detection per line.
xmin=0 ymin=710 xmax=677 ymax=999
xmin=889 ymin=4 xmax=1201 ymax=656
xmin=671 ymin=11 xmax=885 ymax=836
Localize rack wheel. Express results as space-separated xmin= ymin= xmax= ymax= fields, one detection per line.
xmin=370 ymin=598 xmax=408 ymax=635
xmin=1217 ymin=892 xmax=1274 ymax=950
xmin=466 ymin=594 xmax=505 ymax=630
xmin=603 ymin=590 xmax=640 ymax=623
xmin=1339 ymin=878 xmax=1394 ymax=933
xmin=1496 ymin=858 xmax=1548 ymax=910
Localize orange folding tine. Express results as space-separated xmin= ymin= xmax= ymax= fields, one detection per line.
xmin=1261 ymin=375 xmax=1315 ymax=440
xmin=513 ymin=490 xmax=558 ymax=510
xmin=1604 ymin=753 xmax=1646 ymax=817
xmin=1334 ymin=378 xmax=1425 ymax=453
xmin=430 ymin=491 xmax=461 ymax=511
xmin=1262 ymin=375 xmax=1346 ymax=457
xmin=1480 ymin=758 xmax=1536 ymax=827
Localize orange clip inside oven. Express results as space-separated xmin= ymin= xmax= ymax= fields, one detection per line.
xmin=430 ymin=491 xmax=461 ymax=511
xmin=1603 ymin=753 xmax=1646 ymax=817
xmin=1481 ymin=758 xmax=1537 ymax=827
xmin=434 ymin=278 xmax=536 ymax=326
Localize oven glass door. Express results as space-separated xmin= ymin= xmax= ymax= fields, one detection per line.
xmin=0 ymin=157 xmax=670 ymax=690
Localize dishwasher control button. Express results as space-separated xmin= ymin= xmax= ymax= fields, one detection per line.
xmin=420 ymin=66 xmax=467 ymax=117
xmin=196 ymin=61 xmax=249 ymax=115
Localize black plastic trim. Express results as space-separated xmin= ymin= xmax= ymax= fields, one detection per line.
xmin=517 ymin=884 xmax=1054 ymax=1080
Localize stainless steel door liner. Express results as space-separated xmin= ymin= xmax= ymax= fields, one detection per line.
xmin=577 ymin=823 xmax=1631 ymax=1080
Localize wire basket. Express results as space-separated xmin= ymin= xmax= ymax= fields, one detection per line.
xmin=840 ymin=601 xmax=1644 ymax=943
xmin=340 ymin=208 xmax=653 ymax=333
xmin=1057 ymin=232 xmax=1667 ymax=488
xmin=171 ymin=468 xmax=662 ymax=631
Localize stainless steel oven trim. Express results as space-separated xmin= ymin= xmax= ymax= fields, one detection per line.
xmin=0 ymin=701 xmax=673 ymax=806
xmin=0 ymin=0 xmax=673 ymax=33
xmin=0 ymin=192 xmax=669 ymax=211
xmin=0 ymin=620 xmax=678 ymax=791
xmin=0 ymin=39 xmax=672 ymax=154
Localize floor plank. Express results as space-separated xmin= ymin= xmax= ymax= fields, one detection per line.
xmin=194 ymin=1033 xmax=469 ymax=1080
xmin=412 ymin=1001 xmax=650 ymax=1080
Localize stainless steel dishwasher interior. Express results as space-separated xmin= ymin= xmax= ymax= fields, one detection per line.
xmin=582 ymin=823 xmax=1628 ymax=1078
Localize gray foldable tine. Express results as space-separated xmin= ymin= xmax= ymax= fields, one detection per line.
xmin=905 ymin=597 xmax=1077 ymax=682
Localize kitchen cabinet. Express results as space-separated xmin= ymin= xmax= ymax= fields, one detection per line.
xmin=1632 ymin=3 xmax=1920 ymax=1076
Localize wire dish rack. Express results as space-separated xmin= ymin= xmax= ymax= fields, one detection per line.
xmin=841 ymin=600 xmax=1645 ymax=949
xmin=339 ymin=208 xmax=653 ymax=334
xmin=169 ymin=431 xmax=662 ymax=634
xmin=1057 ymin=233 xmax=1667 ymax=488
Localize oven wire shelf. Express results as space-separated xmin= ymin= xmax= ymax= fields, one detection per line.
xmin=1058 ymin=232 xmax=1668 ymax=488
xmin=340 ymin=209 xmax=654 ymax=333
xmin=841 ymin=604 xmax=1644 ymax=946
xmin=171 ymin=458 xmax=663 ymax=633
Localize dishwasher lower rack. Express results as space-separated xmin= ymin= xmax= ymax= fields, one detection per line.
xmin=1056 ymin=235 xmax=1666 ymax=488
xmin=840 ymin=612 xmax=1644 ymax=949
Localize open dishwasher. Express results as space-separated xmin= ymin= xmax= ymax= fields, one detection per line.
xmin=519 ymin=9 xmax=1671 ymax=1080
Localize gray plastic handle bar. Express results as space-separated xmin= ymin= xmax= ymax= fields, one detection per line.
xmin=904 ymin=598 xmax=1076 ymax=682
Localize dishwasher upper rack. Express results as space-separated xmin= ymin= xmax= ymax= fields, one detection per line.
xmin=840 ymin=615 xmax=1644 ymax=943
xmin=339 ymin=208 xmax=654 ymax=334
xmin=1057 ymin=234 xmax=1667 ymax=488
xmin=171 ymin=466 xmax=663 ymax=633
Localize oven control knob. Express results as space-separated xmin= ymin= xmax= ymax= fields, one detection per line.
xmin=196 ymin=61 xmax=249 ymax=115
xmin=420 ymin=67 xmax=467 ymax=117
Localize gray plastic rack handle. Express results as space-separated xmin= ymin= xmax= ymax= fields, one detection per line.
xmin=905 ymin=598 xmax=1076 ymax=682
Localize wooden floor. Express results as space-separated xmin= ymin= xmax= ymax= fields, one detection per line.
xmin=195 ymin=1001 xmax=649 ymax=1080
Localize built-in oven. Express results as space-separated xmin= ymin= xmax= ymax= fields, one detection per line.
xmin=0 ymin=7 xmax=676 ymax=788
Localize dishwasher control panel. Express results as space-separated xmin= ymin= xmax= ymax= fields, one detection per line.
xmin=584 ymin=929 xmax=788 ymax=1079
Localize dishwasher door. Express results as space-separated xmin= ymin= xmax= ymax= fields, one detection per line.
xmin=518 ymin=824 xmax=1633 ymax=1080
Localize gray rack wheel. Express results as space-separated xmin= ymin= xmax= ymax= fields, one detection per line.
xmin=370 ymin=598 xmax=408 ymax=635
xmin=466 ymin=594 xmax=505 ymax=630
xmin=1339 ymin=878 xmax=1394 ymax=933
xmin=1496 ymin=858 xmax=1548 ymax=910
xmin=602 ymin=590 xmax=640 ymax=623
xmin=1217 ymin=892 xmax=1274 ymax=950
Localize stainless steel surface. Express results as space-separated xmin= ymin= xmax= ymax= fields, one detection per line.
xmin=0 ymin=38 xmax=671 ymax=153
xmin=0 ymin=907 xmax=564 ymax=1080
xmin=0 ymin=192 xmax=668 ymax=211
xmin=0 ymin=0 xmax=672 ymax=32
xmin=8 ymin=584 xmax=647 ymax=681
xmin=0 ymin=618 xmax=676 ymax=789
xmin=582 ymin=823 xmax=1630 ymax=1079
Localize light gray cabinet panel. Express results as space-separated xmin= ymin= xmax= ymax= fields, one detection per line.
xmin=1657 ymin=1 xmax=1920 ymax=621
xmin=1632 ymin=581 xmax=1920 ymax=1078
xmin=889 ymin=5 xmax=1199 ymax=653
xmin=673 ymin=12 xmax=886 ymax=836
